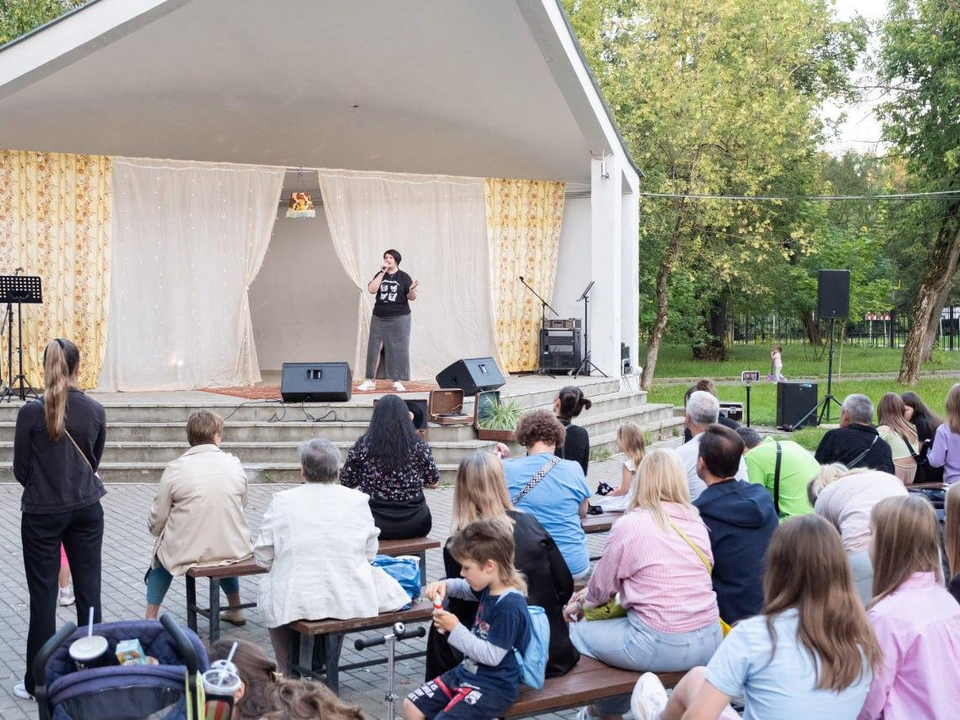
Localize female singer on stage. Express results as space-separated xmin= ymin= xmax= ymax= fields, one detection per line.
xmin=357 ymin=249 xmax=418 ymax=392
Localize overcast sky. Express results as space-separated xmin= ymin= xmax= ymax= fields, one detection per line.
xmin=820 ymin=0 xmax=888 ymax=156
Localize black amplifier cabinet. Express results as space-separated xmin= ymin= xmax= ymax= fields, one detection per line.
xmin=540 ymin=328 xmax=583 ymax=371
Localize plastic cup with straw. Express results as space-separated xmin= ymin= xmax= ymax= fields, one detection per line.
xmin=203 ymin=641 xmax=241 ymax=719
xmin=69 ymin=607 xmax=107 ymax=669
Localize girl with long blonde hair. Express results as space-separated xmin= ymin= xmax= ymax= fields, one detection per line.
xmin=876 ymin=392 xmax=920 ymax=484
xmin=633 ymin=515 xmax=882 ymax=720
xmin=597 ymin=421 xmax=646 ymax=511
xmin=425 ymin=452 xmax=578 ymax=680
xmin=858 ymin=496 xmax=960 ymax=718
xmin=13 ymin=339 xmax=107 ymax=700
xmin=564 ymin=449 xmax=720 ymax=719
xmin=928 ymin=383 xmax=960 ymax=485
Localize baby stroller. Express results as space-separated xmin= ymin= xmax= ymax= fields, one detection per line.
xmin=33 ymin=614 xmax=208 ymax=720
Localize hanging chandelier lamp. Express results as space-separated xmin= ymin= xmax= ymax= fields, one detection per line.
xmin=285 ymin=166 xmax=316 ymax=218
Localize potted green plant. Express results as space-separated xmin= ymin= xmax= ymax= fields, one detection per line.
xmin=474 ymin=391 xmax=523 ymax=442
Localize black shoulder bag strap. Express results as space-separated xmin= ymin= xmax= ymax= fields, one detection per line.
xmin=848 ymin=434 xmax=880 ymax=469
xmin=773 ymin=442 xmax=782 ymax=516
xmin=512 ymin=457 xmax=561 ymax=506
xmin=899 ymin=432 xmax=923 ymax=464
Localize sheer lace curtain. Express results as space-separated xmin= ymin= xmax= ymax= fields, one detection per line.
xmin=318 ymin=169 xmax=504 ymax=379
xmin=98 ymin=158 xmax=284 ymax=390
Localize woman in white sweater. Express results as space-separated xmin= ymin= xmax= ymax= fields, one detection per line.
xmin=254 ymin=437 xmax=409 ymax=675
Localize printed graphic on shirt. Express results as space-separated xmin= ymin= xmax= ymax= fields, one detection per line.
xmin=380 ymin=279 xmax=400 ymax=303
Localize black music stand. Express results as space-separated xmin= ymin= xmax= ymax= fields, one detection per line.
xmin=1 ymin=274 xmax=42 ymax=402
xmin=518 ymin=276 xmax=559 ymax=377
xmin=574 ymin=280 xmax=607 ymax=378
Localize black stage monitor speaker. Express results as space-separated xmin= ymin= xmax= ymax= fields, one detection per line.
xmin=817 ymin=269 xmax=851 ymax=320
xmin=436 ymin=357 xmax=506 ymax=396
xmin=540 ymin=328 xmax=583 ymax=372
xmin=281 ymin=362 xmax=352 ymax=402
xmin=777 ymin=381 xmax=818 ymax=429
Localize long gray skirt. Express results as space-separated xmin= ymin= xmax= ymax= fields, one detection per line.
xmin=365 ymin=313 xmax=411 ymax=381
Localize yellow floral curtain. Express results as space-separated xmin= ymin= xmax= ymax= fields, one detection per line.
xmin=484 ymin=178 xmax=565 ymax=372
xmin=0 ymin=151 xmax=112 ymax=389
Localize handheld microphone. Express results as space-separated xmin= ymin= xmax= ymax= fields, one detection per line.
xmin=519 ymin=275 xmax=524 ymax=281
xmin=14 ymin=267 xmax=23 ymax=275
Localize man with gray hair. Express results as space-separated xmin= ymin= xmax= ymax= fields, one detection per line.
xmin=298 ymin=437 xmax=341 ymax=483
xmin=675 ymin=391 xmax=748 ymax=500
xmin=814 ymin=394 xmax=895 ymax=474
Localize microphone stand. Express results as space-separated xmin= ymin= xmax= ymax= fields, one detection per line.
xmin=518 ymin=276 xmax=559 ymax=376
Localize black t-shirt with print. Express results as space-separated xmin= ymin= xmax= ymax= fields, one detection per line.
xmin=372 ymin=269 xmax=413 ymax=318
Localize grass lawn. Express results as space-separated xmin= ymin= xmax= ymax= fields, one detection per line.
xmin=646 ymin=377 xmax=959 ymax=450
xmin=652 ymin=343 xmax=960 ymax=379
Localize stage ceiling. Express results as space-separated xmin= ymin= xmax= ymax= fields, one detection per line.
xmin=0 ymin=0 xmax=636 ymax=186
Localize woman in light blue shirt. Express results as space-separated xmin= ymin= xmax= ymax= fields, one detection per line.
xmin=629 ymin=515 xmax=882 ymax=720
xmin=502 ymin=409 xmax=591 ymax=578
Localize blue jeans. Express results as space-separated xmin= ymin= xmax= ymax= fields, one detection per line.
xmin=146 ymin=564 xmax=239 ymax=606
xmin=570 ymin=611 xmax=722 ymax=715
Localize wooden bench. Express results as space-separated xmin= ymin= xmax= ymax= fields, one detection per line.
xmin=289 ymin=601 xmax=434 ymax=693
xmin=581 ymin=511 xmax=623 ymax=535
xmin=504 ymin=658 xmax=682 ymax=717
xmin=186 ymin=535 xmax=440 ymax=643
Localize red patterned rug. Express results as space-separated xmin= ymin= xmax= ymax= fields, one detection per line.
xmin=199 ymin=380 xmax=439 ymax=400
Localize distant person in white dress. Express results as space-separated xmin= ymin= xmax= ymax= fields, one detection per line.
xmin=771 ymin=345 xmax=784 ymax=381
xmin=597 ymin=422 xmax=646 ymax=512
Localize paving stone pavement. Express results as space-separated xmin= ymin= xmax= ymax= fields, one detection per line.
xmin=0 ymin=456 xmax=628 ymax=719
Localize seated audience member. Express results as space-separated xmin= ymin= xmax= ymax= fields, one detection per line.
xmin=682 ymin=379 xmax=740 ymax=443
xmin=146 ymin=410 xmax=252 ymax=623
xmin=676 ymin=391 xmax=747 ymax=501
xmin=928 ymin=382 xmax=960 ymax=485
xmin=631 ymin=515 xmax=881 ymax=720
xmin=340 ymin=394 xmax=440 ymax=539
xmin=503 ymin=409 xmax=591 ymax=579
xmin=858 ymin=495 xmax=960 ymax=718
xmin=739 ymin=427 xmax=817 ymax=518
xmin=694 ymin=425 xmax=778 ymax=623
xmin=876 ymin=392 xmax=920 ymax=485
xmin=596 ymin=421 xmax=646 ymax=512
xmin=814 ymin=394 xmax=895 ymax=474
xmin=808 ymin=464 xmax=907 ymax=604
xmin=210 ymin=639 xmax=364 ymax=720
xmin=901 ymin=391 xmax=944 ymax=484
xmin=425 ymin=451 xmax=579 ymax=680
xmin=946 ymin=483 xmax=960 ymax=604
xmin=564 ymin=449 xmax=722 ymax=719
xmin=554 ymin=385 xmax=593 ymax=475
xmin=255 ymin=438 xmax=409 ymax=675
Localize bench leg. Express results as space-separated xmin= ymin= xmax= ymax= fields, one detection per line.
xmin=419 ymin=550 xmax=427 ymax=586
xmin=324 ymin=632 xmax=344 ymax=695
xmin=208 ymin=577 xmax=221 ymax=644
xmin=298 ymin=634 xmax=314 ymax=680
xmin=186 ymin=575 xmax=198 ymax=632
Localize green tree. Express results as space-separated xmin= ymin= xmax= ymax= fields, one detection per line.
xmin=0 ymin=0 xmax=85 ymax=46
xmin=565 ymin=0 xmax=863 ymax=388
xmin=877 ymin=0 xmax=960 ymax=384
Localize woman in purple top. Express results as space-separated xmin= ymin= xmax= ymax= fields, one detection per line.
xmin=859 ymin=495 xmax=960 ymax=719
xmin=927 ymin=383 xmax=960 ymax=484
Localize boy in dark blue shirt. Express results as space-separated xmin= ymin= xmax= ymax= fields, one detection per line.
xmin=405 ymin=519 xmax=531 ymax=719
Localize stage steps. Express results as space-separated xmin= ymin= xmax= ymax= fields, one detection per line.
xmin=0 ymin=378 xmax=684 ymax=484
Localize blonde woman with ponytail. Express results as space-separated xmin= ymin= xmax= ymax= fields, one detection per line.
xmin=13 ymin=339 xmax=106 ymax=701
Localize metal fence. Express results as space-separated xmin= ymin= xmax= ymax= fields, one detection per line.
xmin=731 ymin=314 xmax=960 ymax=350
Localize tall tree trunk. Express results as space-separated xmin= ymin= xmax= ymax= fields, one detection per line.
xmin=899 ymin=203 xmax=960 ymax=385
xmin=693 ymin=295 xmax=730 ymax=360
xmin=920 ymin=282 xmax=950 ymax=362
xmin=800 ymin=311 xmax=823 ymax=346
xmin=641 ymin=212 xmax=684 ymax=390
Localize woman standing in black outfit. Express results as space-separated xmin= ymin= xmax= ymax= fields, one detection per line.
xmin=425 ymin=451 xmax=579 ymax=680
xmin=13 ymin=339 xmax=106 ymax=700
xmin=554 ymin=386 xmax=592 ymax=475
xmin=339 ymin=394 xmax=439 ymax=539
xmin=902 ymin=391 xmax=944 ymax=484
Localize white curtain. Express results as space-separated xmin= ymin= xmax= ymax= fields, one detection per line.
xmin=318 ymin=169 xmax=504 ymax=379
xmin=99 ymin=158 xmax=284 ymax=390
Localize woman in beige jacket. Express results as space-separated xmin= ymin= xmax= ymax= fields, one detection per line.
xmin=255 ymin=437 xmax=409 ymax=675
xmin=145 ymin=410 xmax=253 ymax=623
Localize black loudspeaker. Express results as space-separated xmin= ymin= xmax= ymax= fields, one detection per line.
xmin=540 ymin=328 xmax=583 ymax=371
xmin=817 ymin=269 xmax=851 ymax=320
xmin=436 ymin=357 xmax=506 ymax=396
xmin=281 ymin=362 xmax=352 ymax=402
xmin=777 ymin=381 xmax=818 ymax=429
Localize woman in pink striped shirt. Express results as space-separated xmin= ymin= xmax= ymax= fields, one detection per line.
xmin=858 ymin=495 xmax=960 ymax=719
xmin=564 ymin=449 xmax=722 ymax=719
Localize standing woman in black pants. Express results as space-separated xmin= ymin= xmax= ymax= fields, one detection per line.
xmin=13 ymin=339 xmax=106 ymax=700
xmin=554 ymin=385 xmax=592 ymax=476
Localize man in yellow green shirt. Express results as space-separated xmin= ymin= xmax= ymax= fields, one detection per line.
xmin=737 ymin=428 xmax=817 ymax=519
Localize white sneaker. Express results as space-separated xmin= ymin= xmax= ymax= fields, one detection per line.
xmin=357 ymin=379 xmax=376 ymax=391
xmin=58 ymin=584 xmax=75 ymax=606
xmin=392 ymin=381 xmax=406 ymax=392
xmin=13 ymin=681 xmax=34 ymax=700
xmin=631 ymin=672 xmax=668 ymax=720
